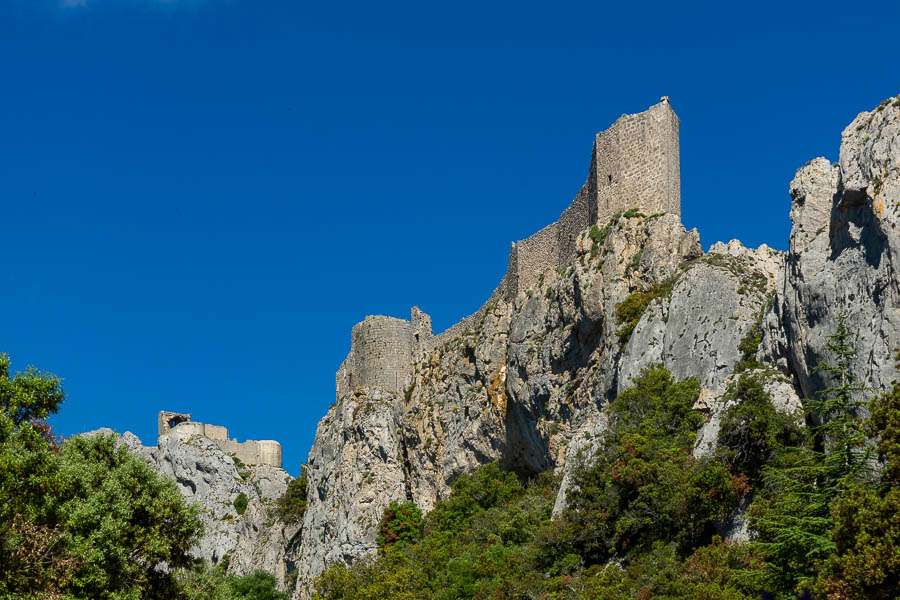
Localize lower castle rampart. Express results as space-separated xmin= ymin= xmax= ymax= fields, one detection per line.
xmin=337 ymin=99 xmax=681 ymax=398
xmin=157 ymin=410 xmax=282 ymax=468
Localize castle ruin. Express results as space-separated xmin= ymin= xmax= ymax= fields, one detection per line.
xmin=336 ymin=99 xmax=680 ymax=397
xmin=158 ymin=410 xmax=283 ymax=468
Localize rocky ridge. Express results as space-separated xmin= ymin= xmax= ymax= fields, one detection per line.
xmin=289 ymin=95 xmax=900 ymax=597
xmin=84 ymin=95 xmax=900 ymax=599
xmin=83 ymin=427 xmax=301 ymax=591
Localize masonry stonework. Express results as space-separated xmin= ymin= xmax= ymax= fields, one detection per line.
xmin=157 ymin=411 xmax=283 ymax=468
xmin=337 ymin=100 xmax=681 ymax=398
xmin=591 ymin=100 xmax=680 ymax=225
xmin=337 ymin=316 xmax=415 ymax=395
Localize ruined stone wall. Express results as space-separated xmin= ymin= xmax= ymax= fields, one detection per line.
xmin=339 ymin=100 xmax=681 ymax=384
xmin=593 ymin=101 xmax=680 ymax=225
xmin=346 ymin=316 xmax=415 ymax=393
xmin=158 ymin=410 xmax=191 ymax=436
xmin=158 ymin=411 xmax=283 ymax=468
xmin=515 ymin=222 xmax=561 ymax=294
xmin=177 ymin=422 xmax=207 ymax=437
xmin=204 ymin=424 xmax=229 ymax=442
xmin=556 ymin=187 xmax=592 ymax=270
xmin=411 ymin=306 xmax=433 ymax=350
xmin=429 ymin=242 xmax=519 ymax=348
xmin=217 ymin=438 xmax=283 ymax=468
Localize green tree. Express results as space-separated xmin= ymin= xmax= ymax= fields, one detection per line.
xmin=0 ymin=352 xmax=66 ymax=443
xmin=748 ymin=315 xmax=873 ymax=597
xmin=815 ymin=382 xmax=900 ymax=599
xmin=275 ymin=465 xmax=308 ymax=522
xmin=0 ymin=353 xmax=204 ymax=600
xmin=564 ymin=366 xmax=737 ymax=564
xmin=376 ymin=501 xmax=423 ymax=551
xmin=809 ymin=313 xmax=873 ymax=487
xmin=746 ymin=445 xmax=834 ymax=596
xmin=178 ymin=563 xmax=290 ymax=600
xmin=226 ymin=570 xmax=290 ymax=600
xmin=55 ymin=433 xmax=204 ymax=599
xmin=717 ymin=373 xmax=803 ymax=485
xmin=0 ymin=353 xmax=72 ymax=598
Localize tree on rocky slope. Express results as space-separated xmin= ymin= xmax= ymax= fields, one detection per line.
xmin=749 ymin=316 xmax=875 ymax=597
xmin=0 ymin=353 xmax=203 ymax=600
xmin=815 ymin=382 xmax=900 ymax=599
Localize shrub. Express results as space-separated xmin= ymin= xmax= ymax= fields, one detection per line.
xmin=376 ymin=501 xmax=423 ymax=551
xmin=616 ymin=278 xmax=677 ymax=344
xmin=717 ymin=373 xmax=803 ymax=484
xmin=275 ymin=466 xmax=309 ymax=522
xmin=234 ymin=492 xmax=249 ymax=515
xmin=734 ymin=324 xmax=763 ymax=372
xmin=589 ymin=224 xmax=608 ymax=259
xmin=564 ymin=366 xmax=734 ymax=563
xmin=227 ymin=569 xmax=289 ymax=600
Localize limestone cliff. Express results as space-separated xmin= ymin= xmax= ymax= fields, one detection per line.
xmin=85 ymin=96 xmax=900 ymax=598
xmin=764 ymin=97 xmax=900 ymax=403
xmin=288 ymin=95 xmax=900 ymax=598
xmin=85 ymin=427 xmax=301 ymax=591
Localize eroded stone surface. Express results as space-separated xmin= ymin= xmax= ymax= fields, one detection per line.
xmin=80 ymin=428 xmax=299 ymax=590
xmin=89 ymin=96 xmax=900 ymax=600
xmin=765 ymin=95 xmax=900 ymax=404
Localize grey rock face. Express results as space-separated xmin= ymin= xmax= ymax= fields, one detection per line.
xmin=294 ymin=96 xmax=900 ymax=597
xmin=293 ymin=212 xmax=786 ymax=596
xmin=294 ymin=385 xmax=408 ymax=594
xmin=766 ymin=96 xmax=900 ymax=403
xmin=152 ymin=429 xmax=298 ymax=581
xmin=693 ymin=369 xmax=803 ymax=460
xmin=80 ymin=428 xmax=299 ymax=590
xmin=620 ymin=241 xmax=779 ymax=394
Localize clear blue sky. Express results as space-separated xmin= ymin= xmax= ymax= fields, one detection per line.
xmin=2 ymin=0 xmax=898 ymax=475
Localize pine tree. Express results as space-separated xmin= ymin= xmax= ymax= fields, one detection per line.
xmin=748 ymin=314 xmax=873 ymax=597
xmin=809 ymin=313 xmax=874 ymax=488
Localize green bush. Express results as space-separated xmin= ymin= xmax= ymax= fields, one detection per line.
xmin=376 ymin=501 xmax=423 ymax=551
xmin=0 ymin=353 xmax=203 ymax=599
xmin=226 ymin=569 xmax=289 ymax=600
xmin=588 ymin=224 xmax=608 ymax=259
xmin=275 ymin=466 xmax=308 ymax=522
xmin=177 ymin=562 xmax=288 ymax=600
xmin=565 ymin=366 xmax=735 ymax=563
xmin=615 ymin=278 xmax=677 ymax=344
xmin=234 ymin=492 xmax=249 ymax=516
xmin=717 ymin=373 xmax=803 ymax=484
xmin=735 ymin=325 xmax=763 ymax=372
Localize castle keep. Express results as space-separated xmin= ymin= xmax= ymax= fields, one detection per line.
xmin=158 ymin=410 xmax=283 ymax=468
xmin=337 ymin=99 xmax=680 ymax=396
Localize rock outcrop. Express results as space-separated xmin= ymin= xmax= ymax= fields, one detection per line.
xmin=764 ymin=96 xmax=900 ymax=406
xmin=86 ymin=427 xmax=301 ymax=591
xmin=292 ymin=212 xmax=785 ymax=595
xmin=87 ymin=95 xmax=900 ymax=600
xmin=289 ymin=95 xmax=900 ymax=598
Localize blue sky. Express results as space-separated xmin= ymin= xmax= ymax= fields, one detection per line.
xmin=2 ymin=0 xmax=898 ymax=475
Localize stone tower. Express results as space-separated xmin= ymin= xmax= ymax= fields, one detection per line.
xmin=589 ymin=99 xmax=680 ymax=225
xmin=335 ymin=310 xmax=432 ymax=397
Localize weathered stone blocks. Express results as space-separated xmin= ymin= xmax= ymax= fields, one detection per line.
xmin=156 ymin=410 xmax=283 ymax=468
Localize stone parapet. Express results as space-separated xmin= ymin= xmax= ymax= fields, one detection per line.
xmin=156 ymin=410 xmax=282 ymax=468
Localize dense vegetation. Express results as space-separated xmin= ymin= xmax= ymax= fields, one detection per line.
xmin=0 ymin=353 xmax=287 ymax=600
xmin=4 ymin=313 xmax=900 ymax=599
xmin=312 ymin=321 xmax=900 ymax=600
